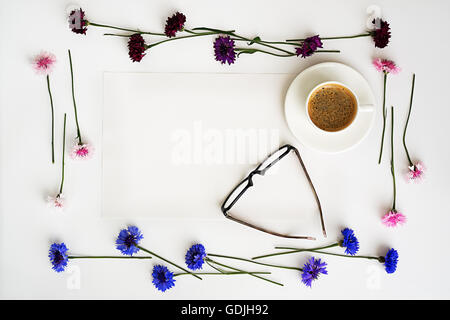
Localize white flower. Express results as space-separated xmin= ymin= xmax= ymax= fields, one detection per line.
xmin=47 ymin=194 xmax=65 ymax=210
xmin=406 ymin=161 xmax=425 ymax=183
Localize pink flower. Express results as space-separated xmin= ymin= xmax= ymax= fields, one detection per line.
xmin=372 ymin=58 xmax=400 ymax=74
xmin=47 ymin=194 xmax=64 ymax=210
xmin=70 ymin=142 xmax=94 ymax=160
xmin=406 ymin=161 xmax=425 ymax=182
xmin=382 ymin=210 xmax=406 ymax=227
xmin=33 ymin=52 xmax=56 ymax=75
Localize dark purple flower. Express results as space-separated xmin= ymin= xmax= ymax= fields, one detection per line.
xmin=213 ymin=36 xmax=236 ymax=65
xmin=68 ymin=8 xmax=88 ymax=35
xmin=295 ymin=35 xmax=323 ymax=58
xmin=301 ymin=257 xmax=327 ymax=287
xmin=370 ymin=18 xmax=391 ymax=48
xmin=164 ymin=12 xmax=186 ymax=38
xmin=128 ymin=34 xmax=147 ymax=62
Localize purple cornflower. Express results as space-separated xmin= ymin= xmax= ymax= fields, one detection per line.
xmin=213 ymin=36 xmax=236 ymax=65
xmin=296 ymin=35 xmax=323 ymax=58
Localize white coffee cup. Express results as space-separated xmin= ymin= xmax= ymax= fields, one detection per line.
xmin=305 ymin=81 xmax=374 ymax=133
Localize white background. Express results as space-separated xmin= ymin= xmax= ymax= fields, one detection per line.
xmin=1 ymin=0 xmax=450 ymax=299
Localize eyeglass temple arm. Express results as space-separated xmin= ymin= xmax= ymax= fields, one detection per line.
xmin=292 ymin=147 xmax=327 ymax=238
xmin=225 ymin=215 xmax=316 ymax=240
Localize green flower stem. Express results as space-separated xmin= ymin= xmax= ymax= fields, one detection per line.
xmin=251 ymin=243 xmax=339 ymax=260
xmin=103 ymin=33 xmax=133 ymax=37
xmin=46 ymin=75 xmax=55 ymax=164
xmin=230 ymin=36 xmax=294 ymax=55
xmin=68 ymin=256 xmax=152 ymax=259
xmin=391 ymin=106 xmax=397 ymax=211
xmin=403 ymin=74 xmax=416 ymax=167
xmin=146 ymin=31 xmax=218 ymax=48
xmin=236 ymin=48 xmax=339 ymax=58
xmin=136 ymin=245 xmax=202 ymax=280
xmin=232 ymin=38 xmax=300 ymax=46
xmin=87 ymin=21 xmax=165 ymax=36
xmin=286 ymin=33 xmax=371 ymax=42
xmin=378 ymin=72 xmax=388 ymax=164
xmin=184 ymin=28 xmax=236 ymax=35
xmin=207 ymin=253 xmax=302 ymax=271
xmin=59 ymin=114 xmax=66 ymax=195
xmin=205 ymin=257 xmax=283 ymax=287
xmin=232 ymin=35 xmax=342 ymax=54
xmin=103 ymin=31 xmax=217 ymax=46
xmin=206 ymin=260 xmax=227 ymax=273
xmin=231 ymin=38 xmax=294 ymax=55
xmin=68 ymin=49 xmax=82 ymax=145
xmin=288 ymin=249 xmax=380 ymax=261
xmin=316 ymin=50 xmax=341 ymax=53
xmin=235 ymin=47 xmax=295 ymax=57
xmin=173 ymin=271 xmax=271 ymax=277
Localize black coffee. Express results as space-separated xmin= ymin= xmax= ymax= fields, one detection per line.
xmin=308 ymin=83 xmax=357 ymax=132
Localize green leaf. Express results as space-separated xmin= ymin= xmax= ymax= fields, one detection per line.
xmin=237 ymin=49 xmax=258 ymax=57
xmin=248 ymin=36 xmax=261 ymax=45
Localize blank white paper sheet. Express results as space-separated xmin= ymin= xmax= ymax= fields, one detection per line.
xmin=102 ymin=72 xmax=322 ymax=237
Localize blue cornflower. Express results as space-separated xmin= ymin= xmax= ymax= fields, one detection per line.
xmin=301 ymin=257 xmax=328 ymax=287
xmin=152 ymin=265 xmax=175 ymax=292
xmin=340 ymin=228 xmax=360 ymax=256
xmin=185 ymin=244 xmax=207 ymax=270
xmin=49 ymin=243 xmax=69 ymax=272
xmin=383 ymin=248 xmax=399 ymax=274
xmin=115 ymin=226 xmax=144 ymax=256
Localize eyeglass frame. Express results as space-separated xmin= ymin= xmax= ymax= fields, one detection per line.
xmin=220 ymin=144 xmax=326 ymax=240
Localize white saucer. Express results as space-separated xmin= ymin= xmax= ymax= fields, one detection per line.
xmin=284 ymin=62 xmax=376 ymax=153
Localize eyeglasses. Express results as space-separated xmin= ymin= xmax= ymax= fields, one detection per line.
xmin=221 ymin=144 xmax=326 ymax=239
